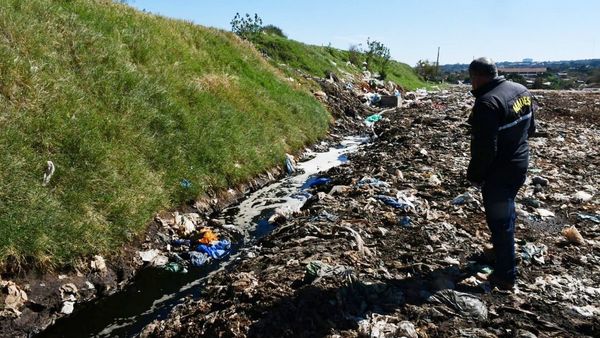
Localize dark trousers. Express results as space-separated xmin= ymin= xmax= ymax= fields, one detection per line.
xmin=482 ymin=168 xmax=526 ymax=282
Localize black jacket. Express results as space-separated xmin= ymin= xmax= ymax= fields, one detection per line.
xmin=467 ymin=77 xmax=536 ymax=184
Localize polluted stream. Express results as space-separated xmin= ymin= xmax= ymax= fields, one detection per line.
xmin=37 ymin=136 xmax=369 ymax=338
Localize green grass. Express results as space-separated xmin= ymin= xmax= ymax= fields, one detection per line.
xmin=0 ymin=0 xmax=330 ymax=271
xmin=253 ymin=33 xmax=426 ymax=90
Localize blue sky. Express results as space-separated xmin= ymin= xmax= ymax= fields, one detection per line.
xmin=129 ymin=0 xmax=599 ymax=66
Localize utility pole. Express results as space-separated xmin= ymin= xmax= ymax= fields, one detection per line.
xmin=435 ymin=46 xmax=440 ymax=78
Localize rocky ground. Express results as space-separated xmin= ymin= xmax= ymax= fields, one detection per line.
xmin=140 ymin=86 xmax=600 ymax=338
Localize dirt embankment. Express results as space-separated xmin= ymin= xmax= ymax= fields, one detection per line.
xmin=141 ymin=88 xmax=600 ymax=337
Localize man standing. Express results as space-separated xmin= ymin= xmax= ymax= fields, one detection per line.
xmin=467 ymin=57 xmax=536 ymax=290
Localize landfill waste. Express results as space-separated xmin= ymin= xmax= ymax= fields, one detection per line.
xmin=357 ymin=314 xmax=417 ymax=338
xmin=304 ymin=260 xmax=354 ymax=284
xmin=163 ymin=262 xmax=187 ymax=273
xmin=189 ymin=252 xmax=210 ymax=267
xmin=429 ymin=289 xmax=488 ymax=321
xmin=180 ymin=178 xmax=192 ymax=189
xmin=285 ymin=153 xmax=296 ymax=175
xmin=196 ymin=240 xmax=231 ymax=260
xmin=521 ymin=243 xmax=548 ymax=265
xmin=1 ymin=281 xmax=28 ymax=318
xmin=577 ymin=212 xmax=600 ymax=223
xmin=452 ymin=191 xmax=478 ymax=205
xmin=302 ymin=176 xmax=332 ymax=189
xmin=572 ymin=190 xmax=593 ymax=202
xmin=25 ymin=84 xmax=588 ymax=338
xmin=140 ymin=87 xmax=599 ymax=338
xmin=562 ymin=226 xmax=585 ymax=245
xmin=42 ymin=160 xmax=55 ymax=186
xmin=365 ymin=113 xmax=383 ymax=126
xmin=59 ymin=283 xmax=78 ymax=315
xmin=90 ymin=255 xmax=107 ymax=274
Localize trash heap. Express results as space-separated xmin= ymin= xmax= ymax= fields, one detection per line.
xmin=146 ymin=87 xmax=600 ymax=337
xmin=143 ymin=212 xmax=237 ymax=273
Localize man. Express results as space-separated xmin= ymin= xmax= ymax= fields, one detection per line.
xmin=467 ymin=57 xmax=536 ymax=290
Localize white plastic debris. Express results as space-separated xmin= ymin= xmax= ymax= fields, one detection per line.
xmin=139 ymin=249 xmax=160 ymax=262
xmin=90 ymin=255 xmax=107 ymax=273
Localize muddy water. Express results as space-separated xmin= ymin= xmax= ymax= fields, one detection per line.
xmin=37 ymin=136 xmax=368 ymax=338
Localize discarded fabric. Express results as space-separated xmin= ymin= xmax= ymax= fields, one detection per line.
xmin=196 ymin=240 xmax=231 ymax=259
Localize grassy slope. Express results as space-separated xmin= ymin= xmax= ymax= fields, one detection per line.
xmin=253 ymin=33 xmax=426 ymax=90
xmin=0 ymin=0 xmax=330 ymax=270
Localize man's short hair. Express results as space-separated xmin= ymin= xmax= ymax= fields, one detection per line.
xmin=469 ymin=57 xmax=498 ymax=78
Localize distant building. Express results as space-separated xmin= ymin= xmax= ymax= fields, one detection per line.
xmin=522 ymin=58 xmax=534 ymax=63
xmin=498 ymin=67 xmax=547 ymax=78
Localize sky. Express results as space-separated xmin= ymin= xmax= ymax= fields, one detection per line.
xmin=129 ymin=0 xmax=600 ymax=66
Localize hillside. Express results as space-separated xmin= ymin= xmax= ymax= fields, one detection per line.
xmin=0 ymin=0 xmax=425 ymax=272
xmin=253 ymin=33 xmax=425 ymax=90
xmin=0 ymin=0 xmax=333 ymax=270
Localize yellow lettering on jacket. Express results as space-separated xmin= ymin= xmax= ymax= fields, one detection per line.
xmin=512 ymin=96 xmax=531 ymax=114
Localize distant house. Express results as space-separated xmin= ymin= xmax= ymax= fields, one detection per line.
xmin=498 ymin=67 xmax=547 ymax=78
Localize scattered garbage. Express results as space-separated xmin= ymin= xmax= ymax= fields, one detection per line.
xmin=1 ymin=280 xmax=28 ymax=318
xmin=429 ymin=289 xmax=488 ymax=321
xmin=531 ymin=176 xmax=549 ymax=186
xmin=189 ymin=252 xmax=210 ymax=267
xmin=42 ymin=160 xmax=55 ymax=186
xmin=284 ymin=153 xmax=296 ymax=175
xmin=376 ymin=195 xmax=408 ymax=209
xmin=562 ymin=226 xmax=585 ymax=245
xmin=139 ymin=249 xmax=160 ymax=263
xmin=135 ymin=87 xmax=600 ymax=337
xmin=196 ymin=240 xmax=231 ymax=260
xmin=357 ymin=314 xmax=417 ymax=338
xmin=452 ymin=192 xmax=477 ymax=205
xmin=304 ymin=260 xmax=353 ymax=284
xmin=365 ymin=113 xmax=383 ymax=126
xmin=180 ymin=178 xmax=192 ymax=189
xmin=521 ymin=243 xmax=548 ymax=265
xmin=572 ymin=190 xmax=593 ymax=202
xmin=90 ymin=255 xmax=107 ymax=274
xmin=302 ymin=176 xmax=331 ymax=189
xmin=535 ymin=208 xmax=555 ymax=218
xmin=577 ymin=212 xmax=600 ymax=223
xmin=163 ymin=262 xmax=187 ymax=273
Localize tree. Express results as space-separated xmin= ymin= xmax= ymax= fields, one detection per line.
xmin=365 ymin=38 xmax=391 ymax=78
xmin=415 ymin=59 xmax=436 ymax=81
xmin=230 ymin=13 xmax=263 ymax=41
